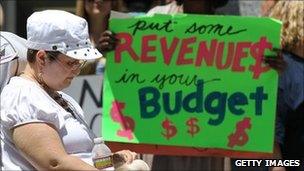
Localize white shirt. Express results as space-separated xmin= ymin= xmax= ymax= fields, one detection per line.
xmin=0 ymin=32 xmax=27 ymax=92
xmin=147 ymin=1 xmax=183 ymax=15
xmin=1 ymin=77 xmax=95 ymax=170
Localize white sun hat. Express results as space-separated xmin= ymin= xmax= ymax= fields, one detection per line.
xmin=26 ymin=10 xmax=102 ymax=60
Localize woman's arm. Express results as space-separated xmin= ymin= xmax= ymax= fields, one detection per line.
xmin=85 ymin=0 xmax=112 ymax=46
xmin=12 ymin=123 xmax=98 ymax=171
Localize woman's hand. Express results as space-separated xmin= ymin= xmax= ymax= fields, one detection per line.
xmin=263 ymin=48 xmax=286 ymax=74
xmin=113 ymin=151 xmax=151 ymax=171
xmin=113 ymin=150 xmax=137 ymax=164
xmin=97 ymin=30 xmax=119 ymax=53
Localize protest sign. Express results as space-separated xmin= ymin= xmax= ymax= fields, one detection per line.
xmin=103 ymin=14 xmax=281 ymax=156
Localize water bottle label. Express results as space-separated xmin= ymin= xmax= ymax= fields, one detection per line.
xmin=93 ymin=156 xmax=113 ymax=169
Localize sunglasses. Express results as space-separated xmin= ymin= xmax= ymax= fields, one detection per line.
xmin=47 ymin=52 xmax=87 ymax=71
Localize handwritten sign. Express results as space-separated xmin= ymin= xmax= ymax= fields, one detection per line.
xmin=103 ymin=14 xmax=281 ymax=156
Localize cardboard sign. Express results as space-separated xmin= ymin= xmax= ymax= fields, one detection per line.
xmin=103 ymin=14 xmax=281 ymax=156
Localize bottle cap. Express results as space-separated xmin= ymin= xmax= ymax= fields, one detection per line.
xmin=94 ymin=137 xmax=104 ymax=144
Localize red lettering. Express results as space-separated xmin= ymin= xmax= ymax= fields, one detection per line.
xmin=176 ymin=37 xmax=196 ymax=65
xmin=160 ymin=37 xmax=179 ymax=65
xmin=195 ymin=39 xmax=217 ymax=67
xmin=249 ymin=37 xmax=272 ymax=79
xmin=141 ymin=34 xmax=157 ymax=63
xmin=115 ymin=33 xmax=139 ymax=63
xmin=114 ymin=33 xmax=273 ymax=79
xmin=232 ymin=42 xmax=251 ymax=72
xmin=216 ymin=42 xmax=234 ymax=69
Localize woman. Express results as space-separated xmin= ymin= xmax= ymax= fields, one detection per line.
xmin=75 ymin=0 xmax=112 ymax=75
xmin=0 ymin=32 xmax=27 ymax=92
xmin=268 ymin=1 xmax=304 ymax=171
xmin=1 ymin=10 xmax=136 ymax=170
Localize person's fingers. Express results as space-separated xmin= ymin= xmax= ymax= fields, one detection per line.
xmin=263 ymin=58 xmax=285 ymax=66
xmin=265 ymin=63 xmax=284 ymax=71
xmin=108 ymin=33 xmax=119 ymax=41
xmin=263 ymin=58 xmax=286 ymax=68
xmin=98 ymin=41 xmax=116 ymax=52
xmin=98 ymin=43 xmax=110 ymax=52
xmin=100 ymin=41 xmax=109 ymax=46
xmin=123 ymin=150 xmax=133 ymax=164
xmin=99 ymin=36 xmax=113 ymax=43
xmin=131 ymin=151 xmax=137 ymax=160
xmin=112 ymin=153 xmax=127 ymax=168
xmin=101 ymin=31 xmax=115 ymax=38
xmin=102 ymin=30 xmax=113 ymax=36
xmin=135 ymin=153 xmax=140 ymax=159
xmin=263 ymin=57 xmax=286 ymax=73
xmin=100 ymin=35 xmax=111 ymax=42
xmin=101 ymin=30 xmax=119 ymax=41
xmin=263 ymin=58 xmax=285 ymax=65
xmin=118 ymin=150 xmax=137 ymax=164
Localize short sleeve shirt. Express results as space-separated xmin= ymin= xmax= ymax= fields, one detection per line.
xmin=147 ymin=1 xmax=183 ymax=15
xmin=1 ymin=77 xmax=95 ymax=170
xmin=275 ymin=52 xmax=304 ymax=144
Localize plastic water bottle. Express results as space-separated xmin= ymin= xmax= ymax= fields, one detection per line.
xmin=92 ymin=137 xmax=113 ymax=170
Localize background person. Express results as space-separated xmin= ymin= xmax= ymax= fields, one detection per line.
xmin=75 ymin=0 xmax=155 ymax=75
xmin=1 ymin=10 xmax=136 ymax=170
xmin=75 ymin=0 xmax=111 ymax=75
xmin=269 ymin=1 xmax=304 ymax=171
xmin=0 ymin=31 xmax=27 ymax=170
xmin=232 ymin=1 xmax=302 ymax=171
xmin=0 ymin=32 xmax=27 ymax=92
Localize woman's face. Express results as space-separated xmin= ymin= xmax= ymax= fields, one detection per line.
xmin=41 ymin=53 xmax=84 ymax=91
xmin=84 ymin=0 xmax=102 ymax=16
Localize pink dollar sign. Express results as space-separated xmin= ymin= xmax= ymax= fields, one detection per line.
xmin=228 ymin=117 xmax=251 ymax=148
xmin=110 ymin=100 xmax=135 ymax=140
xmin=186 ymin=117 xmax=200 ymax=137
xmin=249 ymin=37 xmax=272 ymax=79
xmin=161 ymin=118 xmax=177 ymax=140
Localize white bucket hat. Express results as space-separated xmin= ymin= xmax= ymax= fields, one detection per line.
xmin=26 ymin=10 xmax=102 ymax=60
